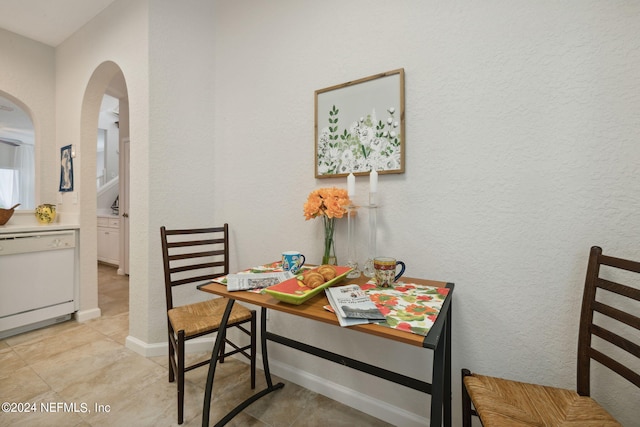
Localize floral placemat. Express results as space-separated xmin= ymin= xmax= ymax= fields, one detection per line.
xmin=360 ymin=281 xmax=450 ymax=337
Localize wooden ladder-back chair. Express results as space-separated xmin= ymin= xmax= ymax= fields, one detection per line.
xmin=160 ymin=225 xmax=256 ymax=424
xmin=462 ymin=246 xmax=640 ymax=426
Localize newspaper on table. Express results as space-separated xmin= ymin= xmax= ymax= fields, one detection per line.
xmin=225 ymin=271 xmax=294 ymax=291
xmin=325 ymin=284 xmax=386 ymax=327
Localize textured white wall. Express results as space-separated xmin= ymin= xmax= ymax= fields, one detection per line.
xmin=55 ymin=0 xmax=149 ymax=333
xmin=146 ymin=0 xmax=218 ymax=342
xmin=210 ymin=1 xmax=640 ymax=425
xmin=8 ymin=0 xmax=638 ymax=425
xmin=0 ymin=29 xmax=56 ymax=207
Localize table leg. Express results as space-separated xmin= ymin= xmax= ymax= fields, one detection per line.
xmin=444 ymin=304 xmax=452 ymax=426
xmin=201 ymin=302 xmax=284 ymax=427
xmin=202 ymin=298 xmax=236 ymax=427
xmin=430 ymin=331 xmax=445 ymax=427
xmin=429 ymin=300 xmax=452 ymax=427
xmin=260 ymin=307 xmax=278 ymax=388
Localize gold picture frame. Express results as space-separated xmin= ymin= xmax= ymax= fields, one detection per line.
xmin=315 ymin=68 xmax=405 ymax=178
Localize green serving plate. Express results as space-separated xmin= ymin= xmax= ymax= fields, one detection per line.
xmin=264 ymin=266 xmax=353 ymax=305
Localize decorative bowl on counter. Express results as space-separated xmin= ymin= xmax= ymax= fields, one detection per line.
xmin=35 ymin=203 xmax=57 ymax=224
xmin=0 ymin=203 xmax=20 ymax=225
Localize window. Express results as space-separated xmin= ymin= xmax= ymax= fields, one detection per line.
xmin=0 ymin=168 xmax=16 ymax=207
xmin=0 ymin=94 xmax=35 ymax=209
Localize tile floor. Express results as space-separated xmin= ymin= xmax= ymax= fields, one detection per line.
xmin=0 ymin=264 xmax=393 ymax=427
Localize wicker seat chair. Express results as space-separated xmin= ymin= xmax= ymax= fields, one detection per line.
xmin=462 ymin=246 xmax=640 ymax=426
xmin=160 ymin=225 xmax=256 ymax=424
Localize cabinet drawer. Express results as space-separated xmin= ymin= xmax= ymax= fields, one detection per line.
xmin=98 ymin=216 xmax=120 ymax=229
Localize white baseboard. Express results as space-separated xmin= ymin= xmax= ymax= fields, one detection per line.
xmin=268 ymin=358 xmax=429 ymax=427
xmin=122 ymin=337 xmax=428 ymax=426
xmin=125 ymin=335 xmax=215 ymax=357
xmin=74 ymin=307 xmax=101 ymax=322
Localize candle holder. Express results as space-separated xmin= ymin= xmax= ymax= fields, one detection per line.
xmin=363 ymin=193 xmax=377 ymax=278
xmin=345 ymin=204 xmax=361 ymax=278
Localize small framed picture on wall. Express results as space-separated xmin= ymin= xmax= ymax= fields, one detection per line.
xmin=59 ymin=144 xmax=74 ymax=192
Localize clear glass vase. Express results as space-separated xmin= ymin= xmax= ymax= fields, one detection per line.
xmin=346 ymin=204 xmax=361 ymax=278
xmin=322 ymin=216 xmax=337 ymax=265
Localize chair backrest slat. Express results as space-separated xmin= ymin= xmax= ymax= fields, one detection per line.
xmin=577 ymin=246 xmax=640 ymax=396
xmin=160 ymin=224 xmax=229 ymax=311
xmin=597 ymin=277 xmax=640 ymax=301
xmin=591 ymin=324 xmax=640 ymax=356
xmin=600 ymin=254 xmax=640 ymax=273
xmin=168 ymin=250 xmax=226 ymax=263
xmin=592 ymin=301 xmax=640 ymax=330
xmin=166 ymin=238 xmax=226 ymax=249
xmin=590 ymin=348 xmax=640 ymax=388
xmin=170 ymin=274 xmax=220 ymax=288
xmin=168 ymin=261 xmax=226 ymax=275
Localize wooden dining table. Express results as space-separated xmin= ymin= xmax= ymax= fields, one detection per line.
xmin=198 ymin=272 xmax=454 ymax=427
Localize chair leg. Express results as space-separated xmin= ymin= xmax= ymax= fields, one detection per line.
xmin=218 ymin=327 xmax=226 ymax=364
xmin=461 ymin=368 xmax=473 ymax=427
xmin=177 ymin=330 xmax=185 ymax=425
xmin=250 ymin=310 xmax=256 ymax=389
xmin=168 ymin=332 xmax=175 ymax=383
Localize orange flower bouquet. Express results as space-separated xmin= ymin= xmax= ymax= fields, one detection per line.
xmin=303 ymin=187 xmax=351 ymax=265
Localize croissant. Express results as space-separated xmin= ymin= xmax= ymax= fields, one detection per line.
xmin=317 ymin=265 xmax=337 ymax=281
xmin=304 ymin=272 xmax=325 ymax=289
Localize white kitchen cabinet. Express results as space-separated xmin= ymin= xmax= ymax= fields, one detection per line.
xmin=97 ymin=216 xmax=120 ymax=265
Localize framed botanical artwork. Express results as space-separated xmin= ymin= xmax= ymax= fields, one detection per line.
xmin=315 ymin=68 xmax=405 ymax=178
xmin=59 ymin=144 xmax=74 ymax=192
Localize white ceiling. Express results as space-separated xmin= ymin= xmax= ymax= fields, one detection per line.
xmin=0 ymin=0 xmax=118 ymax=47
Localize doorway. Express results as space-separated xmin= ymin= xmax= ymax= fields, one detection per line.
xmin=97 ymin=71 xmax=130 ymax=276
xmin=97 ymin=263 xmax=129 ymax=318
xmin=81 ymin=61 xmax=131 ymax=327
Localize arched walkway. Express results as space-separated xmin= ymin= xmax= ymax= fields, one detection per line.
xmin=77 ymin=61 xmax=130 ymax=325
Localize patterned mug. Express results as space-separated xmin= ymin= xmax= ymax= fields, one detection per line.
xmin=373 ymin=257 xmax=406 ymax=288
xmin=282 ymin=251 xmax=306 ymax=274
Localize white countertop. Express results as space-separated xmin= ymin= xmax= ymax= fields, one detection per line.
xmin=0 ymin=223 xmax=80 ymax=234
xmin=97 ymin=209 xmax=119 ymax=218
xmin=0 ymin=211 xmax=79 ymax=234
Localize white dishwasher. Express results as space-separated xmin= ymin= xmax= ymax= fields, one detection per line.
xmin=0 ymin=230 xmax=77 ymax=339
